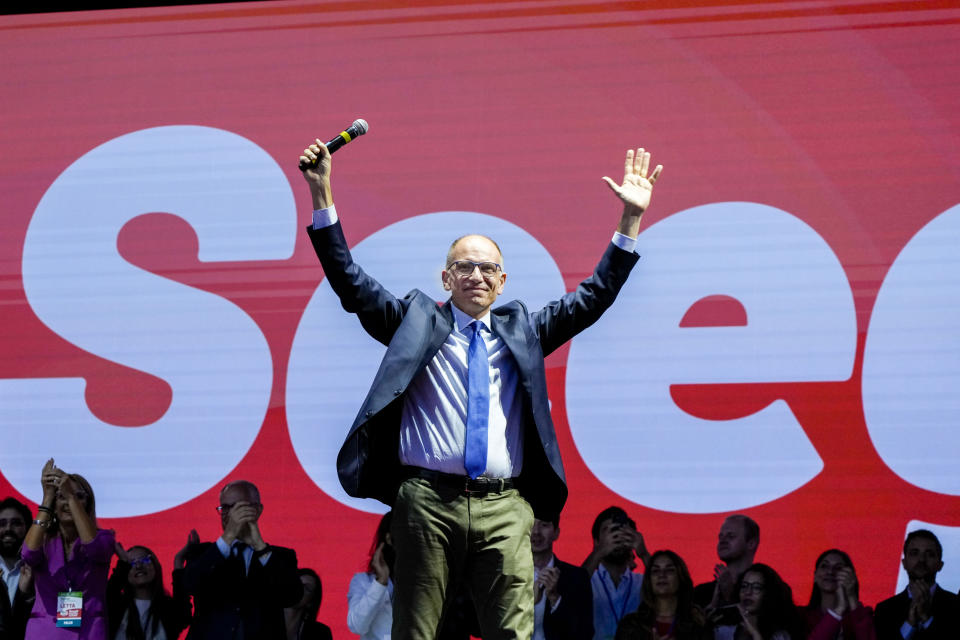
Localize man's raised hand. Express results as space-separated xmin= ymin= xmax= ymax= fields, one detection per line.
xmin=603 ymin=147 xmax=663 ymax=214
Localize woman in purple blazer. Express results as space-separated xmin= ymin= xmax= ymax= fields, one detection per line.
xmin=22 ymin=459 xmax=115 ymax=640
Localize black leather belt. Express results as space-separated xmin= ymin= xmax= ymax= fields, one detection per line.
xmin=405 ymin=467 xmax=515 ymax=496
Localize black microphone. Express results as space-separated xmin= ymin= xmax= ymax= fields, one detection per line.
xmin=299 ymin=119 xmax=369 ymax=170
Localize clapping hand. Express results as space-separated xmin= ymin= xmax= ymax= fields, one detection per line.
xmin=174 ymin=529 xmax=200 ymax=570
xmin=539 ymin=566 xmax=561 ymax=606
xmin=41 ymin=459 xmax=64 ymax=498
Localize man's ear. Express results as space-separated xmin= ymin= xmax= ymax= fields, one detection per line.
xmin=441 ymin=269 xmax=452 ymax=291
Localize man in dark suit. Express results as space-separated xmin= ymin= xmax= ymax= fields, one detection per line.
xmin=299 ymin=140 xmax=662 ymax=640
xmin=183 ymin=480 xmax=302 ymax=640
xmin=874 ymin=529 xmax=960 ymax=640
xmin=0 ymin=497 xmax=33 ymax=640
xmin=531 ymin=516 xmax=593 ymax=640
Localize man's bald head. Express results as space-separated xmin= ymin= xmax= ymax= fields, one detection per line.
xmin=446 ymin=234 xmax=503 ymax=269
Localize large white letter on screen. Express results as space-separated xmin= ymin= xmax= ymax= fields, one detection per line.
xmin=287 ymin=213 xmax=564 ymax=513
xmin=566 ymin=202 xmax=856 ymax=513
xmin=863 ymin=205 xmax=960 ymax=495
xmin=0 ymin=126 xmax=294 ymax=517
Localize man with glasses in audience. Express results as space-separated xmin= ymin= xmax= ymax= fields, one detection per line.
xmin=182 ymin=480 xmax=302 ymax=640
xmin=299 ymin=139 xmax=663 ymax=640
xmin=0 ymin=497 xmax=33 ymax=640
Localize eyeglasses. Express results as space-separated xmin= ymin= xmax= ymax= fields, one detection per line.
xmin=740 ymin=581 xmax=765 ymax=594
xmin=0 ymin=518 xmax=25 ymax=528
xmin=447 ymin=260 xmax=501 ymax=278
xmin=129 ymin=556 xmax=153 ymax=569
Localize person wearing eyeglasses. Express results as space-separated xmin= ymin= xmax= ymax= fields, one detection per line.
xmin=22 ymin=458 xmax=115 ymax=640
xmin=181 ymin=480 xmax=302 ymax=640
xmin=299 ymin=140 xmax=663 ymax=640
xmin=106 ymin=545 xmax=191 ymax=640
xmin=732 ymin=564 xmax=802 ymax=640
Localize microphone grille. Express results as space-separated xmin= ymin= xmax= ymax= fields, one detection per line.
xmin=352 ymin=119 xmax=369 ymax=135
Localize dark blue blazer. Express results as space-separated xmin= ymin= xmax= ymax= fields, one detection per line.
xmin=183 ymin=542 xmax=302 ymax=640
xmin=874 ymin=586 xmax=960 ymax=640
xmin=306 ymin=221 xmax=639 ymax=520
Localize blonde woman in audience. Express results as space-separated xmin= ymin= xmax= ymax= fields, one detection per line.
xmin=23 ymin=459 xmax=115 ymax=640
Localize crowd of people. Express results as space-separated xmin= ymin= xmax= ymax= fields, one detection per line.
xmin=0 ymin=460 xmax=957 ymax=640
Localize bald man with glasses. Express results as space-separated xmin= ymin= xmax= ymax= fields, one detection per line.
xmin=300 ymin=139 xmax=663 ymax=640
xmin=182 ymin=481 xmax=302 ymax=640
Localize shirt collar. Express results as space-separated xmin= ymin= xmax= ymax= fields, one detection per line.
xmin=451 ymin=303 xmax=491 ymax=334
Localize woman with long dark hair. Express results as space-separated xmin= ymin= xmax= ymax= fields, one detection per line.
xmin=615 ymin=550 xmax=708 ymax=640
xmin=734 ymin=564 xmax=803 ymax=640
xmin=107 ymin=545 xmax=191 ymax=640
xmin=22 ymin=459 xmax=115 ymax=640
xmin=803 ymin=550 xmax=875 ymax=640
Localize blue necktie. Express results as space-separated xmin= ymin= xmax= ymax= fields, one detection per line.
xmin=464 ymin=321 xmax=489 ymax=480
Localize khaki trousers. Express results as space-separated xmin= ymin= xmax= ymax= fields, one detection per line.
xmin=390 ymin=477 xmax=535 ymax=640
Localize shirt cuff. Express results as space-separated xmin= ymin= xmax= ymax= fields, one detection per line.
xmin=611 ymin=231 xmax=637 ymax=253
xmin=312 ymin=204 xmax=338 ymax=229
xmin=215 ymin=537 xmax=231 ymax=558
xmin=826 ymin=609 xmax=843 ymax=621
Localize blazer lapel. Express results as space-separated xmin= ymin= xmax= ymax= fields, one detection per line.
xmin=491 ymin=306 xmax=533 ymax=376
xmin=423 ymin=301 xmax=455 ymax=365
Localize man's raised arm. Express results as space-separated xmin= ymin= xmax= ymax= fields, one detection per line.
xmin=300 ymin=139 xmax=334 ymax=212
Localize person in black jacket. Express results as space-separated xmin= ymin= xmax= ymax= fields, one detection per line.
xmin=531 ymin=516 xmax=593 ymax=640
xmin=874 ymin=529 xmax=959 ymax=640
xmin=300 ymin=136 xmax=663 ymax=640
xmin=0 ymin=497 xmax=34 ymax=640
xmin=182 ymin=480 xmax=302 ymax=640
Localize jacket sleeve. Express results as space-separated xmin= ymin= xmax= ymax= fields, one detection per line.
xmin=873 ymin=596 xmax=911 ymax=640
xmin=258 ymin=547 xmax=303 ymax=609
xmin=544 ymin=563 xmax=594 ymax=640
xmin=181 ymin=542 xmax=226 ymax=597
xmin=306 ymin=221 xmax=407 ymax=346
xmin=163 ymin=567 xmax=193 ymax=639
xmin=842 ymin=606 xmax=878 ymax=640
xmin=531 ymin=242 xmax=639 ymax=357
